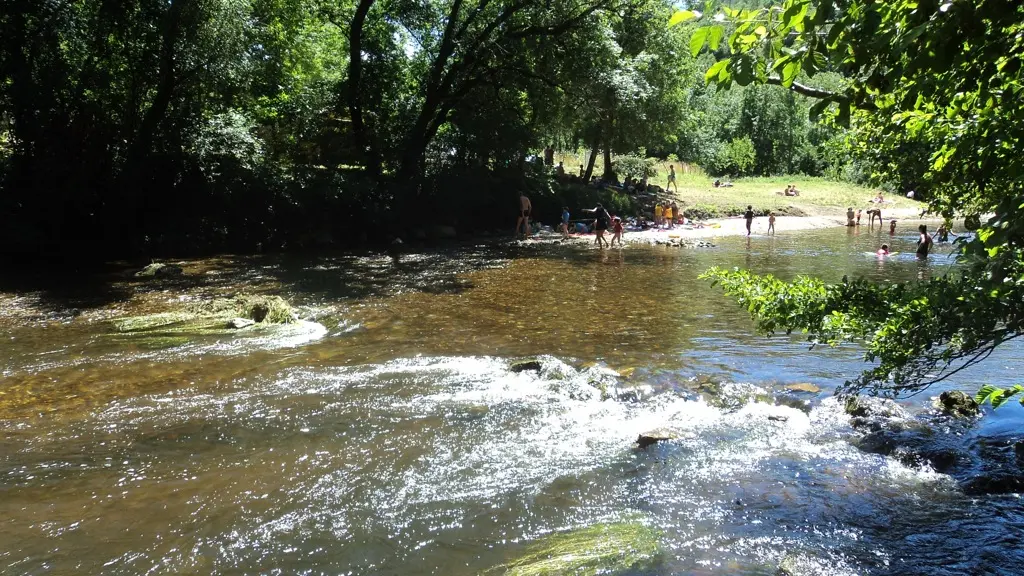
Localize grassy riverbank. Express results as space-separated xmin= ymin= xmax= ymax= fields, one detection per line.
xmin=553 ymin=154 xmax=924 ymax=220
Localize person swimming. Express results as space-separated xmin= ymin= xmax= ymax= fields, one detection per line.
xmin=877 ymin=244 xmax=890 ymax=256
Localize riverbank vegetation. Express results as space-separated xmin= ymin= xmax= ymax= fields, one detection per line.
xmin=691 ymin=0 xmax=1024 ymax=404
xmin=2 ymin=0 xmax=903 ymax=264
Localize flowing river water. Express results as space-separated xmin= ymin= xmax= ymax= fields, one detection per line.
xmin=2 ymin=226 xmax=1023 ymax=575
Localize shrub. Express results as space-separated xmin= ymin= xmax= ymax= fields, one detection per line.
xmin=612 ymin=154 xmax=658 ymax=181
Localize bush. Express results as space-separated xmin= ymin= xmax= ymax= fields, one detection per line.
xmin=612 ymin=154 xmax=658 ymax=181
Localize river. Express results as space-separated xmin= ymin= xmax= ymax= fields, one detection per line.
xmin=1 ymin=225 xmax=1022 ymax=575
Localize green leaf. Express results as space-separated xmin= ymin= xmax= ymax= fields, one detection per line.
xmin=975 ymin=384 xmax=999 ymax=404
xmin=837 ymin=101 xmax=851 ymax=127
xmin=782 ymin=60 xmax=800 ymax=87
xmin=708 ymin=25 xmax=725 ymax=51
xmin=690 ymin=27 xmax=710 ymax=57
xmin=669 ymin=10 xmax=699 ymax=28
xmin=809 ymin=98 xmax=830 ymax=120
xmin=783 ymin=1 xmax=810 ymax=28
xmin=704 ymin=59 xmax=729 ymax=84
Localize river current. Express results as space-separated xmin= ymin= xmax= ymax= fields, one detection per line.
xmin=1 ymin=225 xmax=1022 ymax=575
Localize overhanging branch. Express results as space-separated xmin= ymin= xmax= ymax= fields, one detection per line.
xmin=765 ymin=75 xmax=841 ymax=100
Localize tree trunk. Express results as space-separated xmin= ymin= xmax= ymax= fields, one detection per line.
xmin=602 ymin=108 xmax=615 ymax=181
xmin=347 ymin=0 xmax=380 ymax=177
xmin=583 ymin=136 xmax=600 ymax=182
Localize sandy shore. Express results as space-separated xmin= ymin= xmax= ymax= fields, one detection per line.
xmin=538 ymin=207 xmax=926 ymax=246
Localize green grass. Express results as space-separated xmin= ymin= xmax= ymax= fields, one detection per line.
xmin=552 ymin=153 xmax=923 ymax=218
xmin=489 ymin=520 xmax=661 ymax=576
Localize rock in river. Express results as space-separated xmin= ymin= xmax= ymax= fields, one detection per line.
xmin=510 ymin=359 xmax=543 ymax=373
xmin=936 ymin=390 xmax=980 ymax=418
xmin=227 ymin=317 xmax=256 ymax=329
xmin=637 ymin=429 xmax=676 ymax=448
xmin=134 ymin=262 xmax=184 ymax=278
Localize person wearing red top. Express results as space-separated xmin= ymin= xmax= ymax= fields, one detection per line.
xmin=610 ymin=217 xmax=624 ymax=247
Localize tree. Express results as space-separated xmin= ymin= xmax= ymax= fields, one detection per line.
xmin=676 ymin=0 xmax=1024 ymax=406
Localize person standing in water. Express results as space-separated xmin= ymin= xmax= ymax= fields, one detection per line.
xmin=584 ymin=203 xmax=612 ymax=248
xmin=889 ymin=220 xmax=897 ymax=235
xmin=610 ymin=217 xmax=624 ymax=247
xmin=666 ymin=165 xmax=678 ymax=192
xmin=767 ymin=211 xmax=776 ymax=235
xmin=917 ymin=224 xmax=933 ymax=257
xmin=516 ymin=194 xmax=532 ymax=239
xmin=744 ymin=205 xmax=754 ymax=236
xmin=933 ymin=222 xmax=958 ymax=243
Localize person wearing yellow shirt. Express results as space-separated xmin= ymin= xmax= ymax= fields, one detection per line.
xmin=654 ymin=203 xmax=663 ymax=227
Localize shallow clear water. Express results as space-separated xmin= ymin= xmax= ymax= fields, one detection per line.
xmin=2 ymin=226 xmax=1022 ymax=575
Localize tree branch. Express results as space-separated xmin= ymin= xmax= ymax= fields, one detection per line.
xmin=765 ymin=75 xmax=842 ymax=100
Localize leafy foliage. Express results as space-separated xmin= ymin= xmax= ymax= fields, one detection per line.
xmin=687 ymin=0 xmax=1024 ymax=403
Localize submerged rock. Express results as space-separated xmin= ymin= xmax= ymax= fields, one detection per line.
xmin=936 ymin=390 xmax=980 ymax=418
xmin=488 ymin=520 xmax=661 ymax=575
xmin=786 ymin=383 xmax=821 ymax=394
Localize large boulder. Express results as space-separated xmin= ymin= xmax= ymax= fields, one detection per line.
xmin=936 ymin=390 xmax=980 ymax=418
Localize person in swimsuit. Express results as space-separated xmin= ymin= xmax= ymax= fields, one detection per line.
xmin=767 ymin=211 xmax=776 ymax=235
xmin=670 ymin=201 xmax=679 ymax=228
xmin=917 ymin=224 xmax=933 ymax=257
xmin=516 ymin=194 xmax=532 ymax=238
xmin=889 ymin=220 xmax=897 ymax=235
xmin=561 ymin=206 xmax=570 ymax=239
xmin=877 ymin=244 xmax=890 ymax=256
xmin=584 ymin=203 xmax=612 ymax=248
xmin=846 ymin=207 xmax=856 ymax=227
xmin=856 ymin=209 xmax=863 ymax=226
xmin=744 ymin=205 xmax=754 ymax=236
xmin=653 ymin=202 xmax=663 ymax=227
xmin=667 ymin=165 xmax=678 ymax=192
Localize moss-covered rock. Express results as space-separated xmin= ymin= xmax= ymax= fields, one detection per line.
xmin=110 ymin=294 xmax=298 ymax=342
xmin=936 ymin=390 xmax=980 ymax=418
xmin=490 ymin=520 xmax=661 ymax=576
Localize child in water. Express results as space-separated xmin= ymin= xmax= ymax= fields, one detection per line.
xmin=767 ymin=211 xmax=776 ymax=235
xmin=877 ymin=244 xmax=890 ymax=256
xmin=889 ymin=220 xmax=897 ymax=235
xmin=610 ymin=216 xmax=624 ymax=247
xmin=744 ymin=205 xmax=754 ymax=236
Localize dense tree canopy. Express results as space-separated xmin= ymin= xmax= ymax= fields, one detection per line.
xmin=682 ymin=0 xmax=1024 ymax=405
xmin=0 ymin=0 xmax=853 ymax=261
